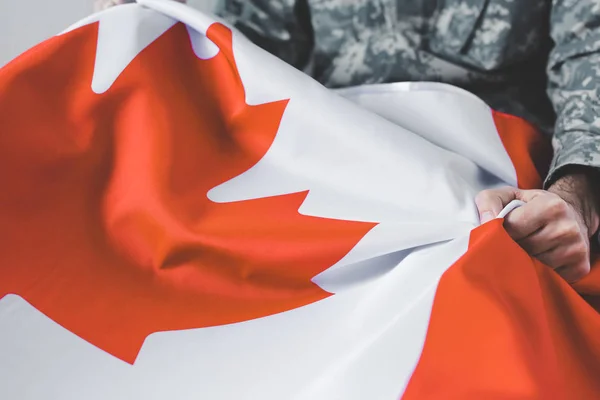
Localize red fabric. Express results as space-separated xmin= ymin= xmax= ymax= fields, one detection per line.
xmin=403 ymin=113 xmax=600 ymax=399
xmin=403 ymin=219 xmax=600 ymax=399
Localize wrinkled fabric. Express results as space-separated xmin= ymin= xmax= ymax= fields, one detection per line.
xmin=216 ymin=0 xmax=600 ymax=186
xmin=4 ymin=3 xmax=600 ymax=397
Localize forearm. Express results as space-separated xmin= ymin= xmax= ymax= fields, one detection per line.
xmin=546 ymin=1 xmax=600 ymax=188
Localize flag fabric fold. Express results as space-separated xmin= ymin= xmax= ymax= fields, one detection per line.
xmin=1 ymin=1 xmax=600 ymax=399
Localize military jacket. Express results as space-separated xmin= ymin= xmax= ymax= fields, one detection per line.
xmin=217 ymin=0 xmax=600 ymax=186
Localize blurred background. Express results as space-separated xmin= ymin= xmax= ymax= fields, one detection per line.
xmin=0 ymin=0 xmax=217 ymax=67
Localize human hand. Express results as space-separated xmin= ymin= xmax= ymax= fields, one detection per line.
xmin=475 ymin=171 xmax=600 ymax=283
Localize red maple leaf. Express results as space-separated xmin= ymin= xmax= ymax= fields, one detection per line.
xmin=0 ymin=22 xmax=375 ymax=363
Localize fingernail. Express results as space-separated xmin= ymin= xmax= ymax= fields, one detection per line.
xmin=480 ymin=211 xmax=495 ymax=224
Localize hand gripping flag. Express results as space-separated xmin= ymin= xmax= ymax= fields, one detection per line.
xmin=1 ymin=1 xmax=600 ymax=399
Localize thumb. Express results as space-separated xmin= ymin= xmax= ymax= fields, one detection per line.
xmin=475 ymin=187 xmax=519 ymax=224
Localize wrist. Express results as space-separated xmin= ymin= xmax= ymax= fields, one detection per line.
xmin=548 ymin=166 xmax=600 ymax=237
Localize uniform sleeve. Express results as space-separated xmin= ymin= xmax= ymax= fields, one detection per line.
xmin=214 ymin=0 xmax=314 ymax=71
xmin=545 ymin=0 xmax=600 ymax=187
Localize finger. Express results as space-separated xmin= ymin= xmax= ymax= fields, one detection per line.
xmin=516 ymin=213 xmax=583 ymax=254
xmin=555 ymin=259 xmax=591 ymax=283
xmin=504 ymin=195 xmax=559 ymax=240
xmin=475 ymin=187 xmax=519 ymax=224
xmin=535 ymin=239 xmax=589 ymax=272
xmin=517 ymin=225 xmax=559 ymax=255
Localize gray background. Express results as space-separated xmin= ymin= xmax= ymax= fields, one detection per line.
xmin=0 ymin=0 xmax=217 ymax=67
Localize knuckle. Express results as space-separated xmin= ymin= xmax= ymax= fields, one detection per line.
xmin=476 ymin=187 xmax=511 ymax=200
xmin=476 ymin=188 xmax=504 ymax=202
xmin=570 ymin=262 xmax=591 ymax=282
xmin=556 ymin=260 xmax=591 ymax=283
xmin=559 ymin=243 xmax=589 ymax=267
xmin=561 ymin=221 xmax=582 ymax=239
xmin=572 ymin=242 xmax=589 ymax=259
xmin=547 ymin=197 xmax=568 ymax=217
xmin=475 ymin=190 xmax=491 ymax=204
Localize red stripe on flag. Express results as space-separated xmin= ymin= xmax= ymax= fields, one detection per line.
xmin=402 ymin=220 xmax=600 ymax=399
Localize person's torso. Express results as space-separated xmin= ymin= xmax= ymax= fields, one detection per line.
xmin=309 ymin=0 xmax=549 ymax=84
xmin=307 ymin=0 xmax=555 ymax=131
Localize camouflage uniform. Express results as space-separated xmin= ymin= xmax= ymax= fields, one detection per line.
xmin=216 ymin=0 xmax=600 ymax=187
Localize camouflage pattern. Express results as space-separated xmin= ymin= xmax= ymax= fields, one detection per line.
xmin=216 ymin=0 xmax=600 ymax=186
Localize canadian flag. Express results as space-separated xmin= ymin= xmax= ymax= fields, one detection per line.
xmin=1 ymin=1 xmax=600 ymax=399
